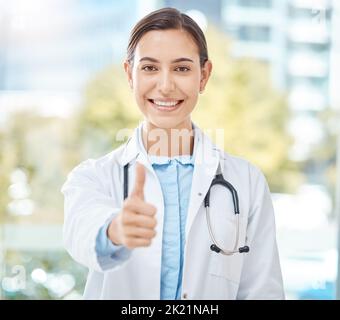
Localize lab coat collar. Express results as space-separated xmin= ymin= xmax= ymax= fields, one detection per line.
xmin=117 ymin=121 xmax=151 ymax=171
xmin=117 ymin=121 xmax=220 ymax=239
xmin=185 ymin=126 xmax=220 ymax=239
xmin=118 ymin=120 xmax=204 ymax=169
xmin=148 ymin=154 xmax=194 ymax=165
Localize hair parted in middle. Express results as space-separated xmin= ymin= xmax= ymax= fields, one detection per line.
xmin=126 ymin=7 xmax=209 ymax=68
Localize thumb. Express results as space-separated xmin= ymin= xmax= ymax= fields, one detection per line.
xmin=130 ymin=162 xmax=146 ymax=200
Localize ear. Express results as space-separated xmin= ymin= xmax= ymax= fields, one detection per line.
xmin=123 ymin=60 xmax=133 ymax=89
xmin=199 ymin=60 xmax=213 ymax=93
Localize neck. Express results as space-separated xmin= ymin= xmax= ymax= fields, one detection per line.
xmin=142 ymin=120 xmax=194 ymax=157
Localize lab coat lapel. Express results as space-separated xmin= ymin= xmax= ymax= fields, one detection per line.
xmin=185 ymin=126 xmax=219 ymax=239
xmin=117 ymin=121 xmax=154 ymax=173
xmin=116 ymin=123 xmax=164 ymax=286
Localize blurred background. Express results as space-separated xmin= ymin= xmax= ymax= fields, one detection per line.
xmin=0 ymin=0 xmax=339 ymax=299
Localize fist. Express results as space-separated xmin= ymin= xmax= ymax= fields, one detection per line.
xmin=107 ymin=163 xmax=157 ymax=249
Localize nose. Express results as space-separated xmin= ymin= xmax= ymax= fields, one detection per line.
xmin=157 ymin=70 xmax=175 ymax=95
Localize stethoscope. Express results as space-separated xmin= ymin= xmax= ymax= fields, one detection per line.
xmin=123 ymin=160 xmax=249 ymax=256
xmin=204 ymin=164 xmax=249 ymax=255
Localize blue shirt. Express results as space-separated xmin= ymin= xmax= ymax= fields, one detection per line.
xmin=149 ymin=155 xmax=194 ymax=299
xmin=95 ymin=125 xmax=195 ymax=300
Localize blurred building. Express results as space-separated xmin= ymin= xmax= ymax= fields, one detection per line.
xmin=164 ymin=0 xmax=334 ymax=181
xmin=330 ymin=0 xmax=340 ymax=110
xmin=0 ymin=5 xmax=9 ymax=90
xmin=0 ymin=0 xmax=141 ymax=92
xmin=222 ymin=0 xmax=333 ymax=166
xmin=163 ymin=0 xmax=224 ymax=27
xmin=0 ymin=0 xmax=150 ymax=124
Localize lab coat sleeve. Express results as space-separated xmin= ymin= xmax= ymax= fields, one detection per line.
xmin=61 ymin=159 xmax=131 ymax=272
xmin=237 ymin=166 xmax=285 ymax=300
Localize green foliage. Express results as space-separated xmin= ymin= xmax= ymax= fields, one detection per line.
xmin=3 ymin=250 xmax=86 ymax=300
xmin=77 ymin=65 xmax=142 ymax=158
xmin=0 ymin=111 xmax=77 ymax=223
xmin=0 ymin=112 xmax=87 ymax=299
xmin=0 ymin=131 xmax=12 ymax=223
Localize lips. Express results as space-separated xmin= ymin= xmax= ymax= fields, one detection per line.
xmin=148 ymin=99 xmax=184 ymax=112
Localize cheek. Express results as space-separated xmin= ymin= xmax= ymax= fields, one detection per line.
xmin=182 ymin=80 xmax=200 ymax=99
xmin=133 ymin=75 xmax=153 ymax=97
xmin=181 ymin=73 xmax=201 ymax=94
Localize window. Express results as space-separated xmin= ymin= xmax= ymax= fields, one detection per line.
xmin=237 ymin=25 xmax=271 ymax=42
xmin=237 ymin=0 xmax=272 ymax=8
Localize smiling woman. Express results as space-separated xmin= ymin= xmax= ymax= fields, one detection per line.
xmin=62 ymin=7 xmax=285 ymax=300
xmin=124 ymin=28 xmax=211 ymax=133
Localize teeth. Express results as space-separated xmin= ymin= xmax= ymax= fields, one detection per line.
xmin=153 ymin=100 xmax=179 ymax=107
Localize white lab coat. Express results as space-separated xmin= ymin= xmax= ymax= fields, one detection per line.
xmin=62 ymin=123 xmax=285 ymax=300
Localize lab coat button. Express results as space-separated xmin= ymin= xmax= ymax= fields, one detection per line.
xmin=182 ymin=293 xmax=188 ymax=299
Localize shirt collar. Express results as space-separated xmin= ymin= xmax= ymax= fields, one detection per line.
xmin=148 ymin=154 xmax=194 ymax=165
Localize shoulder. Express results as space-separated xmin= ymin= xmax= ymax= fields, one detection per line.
xmin=196 ymin=125 xmax=265 ymax=183
xmin=217 ymin=149 xmax=269 ymax=197
xmin=217 ymin=150 xmax=273 ymax=219
xmin=67 ymin=144 xmax=126 ymax=180
xmin=61 ymin=145 xmax=126 ymax=194
xmin=219 ymin=149 xmax=264 ymax=179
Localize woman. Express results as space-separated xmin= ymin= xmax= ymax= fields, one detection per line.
xmin=62 ymin=7 xmax=285 ymax=300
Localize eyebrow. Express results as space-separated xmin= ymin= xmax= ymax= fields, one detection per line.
xmin=139 ymin=57 xmax=194 ymax=63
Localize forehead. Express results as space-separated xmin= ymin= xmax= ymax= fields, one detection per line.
xmin=135 ymin=29 xmax=200 ymax=62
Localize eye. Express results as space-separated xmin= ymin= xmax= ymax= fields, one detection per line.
xmin=142 ymin=65 xmax=157 ymax=72
xmin=175 ymin=66 xmax=190 ymax=72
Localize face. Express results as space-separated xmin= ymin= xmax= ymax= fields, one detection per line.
xmin=124 ymin=29 xmax=212 ymax=131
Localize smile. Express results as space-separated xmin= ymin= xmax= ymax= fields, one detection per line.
xmin=148 ymin=99 xmax=184 ymax=112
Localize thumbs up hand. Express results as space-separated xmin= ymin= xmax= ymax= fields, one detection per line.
xmin=107 ymin=163 xmax=157 ymax=249
xmin=130 ymin=162 xmax=146 ymax=200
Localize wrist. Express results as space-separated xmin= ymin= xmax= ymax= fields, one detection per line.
xmin=107 ymin=217 xmax=122 ymax=246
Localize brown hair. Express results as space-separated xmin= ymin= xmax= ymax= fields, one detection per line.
xmin=127 ymin=7 xmax=208 ymax=67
